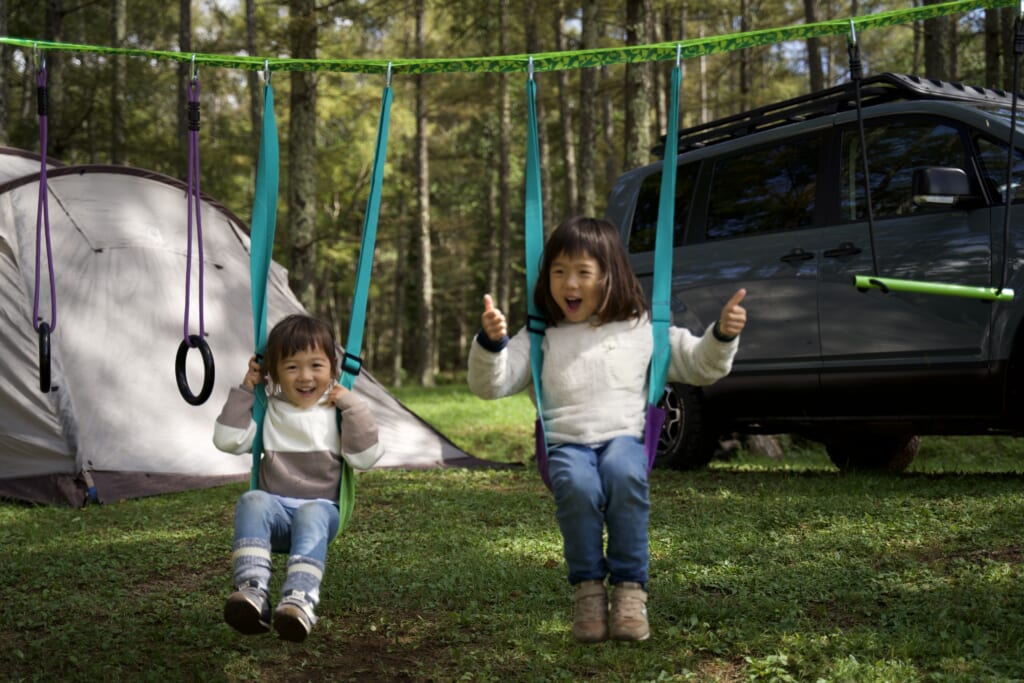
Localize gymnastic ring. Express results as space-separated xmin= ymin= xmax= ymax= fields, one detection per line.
xmin=175 ymin=334 xmax=215 ymax=406
xmin=38 ymin=322 xmax=51 ymax=393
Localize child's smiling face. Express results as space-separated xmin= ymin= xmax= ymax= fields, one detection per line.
xmin=549 ymin=250 xmax=604 ymax=323
xmin=275 ymin=345 xmax=334 ymax=408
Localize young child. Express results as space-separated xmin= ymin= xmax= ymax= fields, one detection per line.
xmin=213 ymin=313 xmax=383 ymax=642
xmin=467 ymin=216 xmax=746 ymax=643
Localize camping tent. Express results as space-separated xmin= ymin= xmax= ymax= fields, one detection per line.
xmin=0 ymin=151 xmax=486 ymax=506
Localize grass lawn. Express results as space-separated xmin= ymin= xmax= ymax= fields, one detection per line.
xmin=1 ymin=384 xmax=1023 ymax=682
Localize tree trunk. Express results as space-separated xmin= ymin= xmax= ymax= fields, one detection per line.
xmin=624 ymin=0 xmax=651 ymax=171
xmin=577 ymin=0 xmax=598 ymax=217
xmin=287 ymin=0 xmax=318 ymax=311
xmin=923 ymin=0 xmax=949 ymax=80
xmin=804 ymin=0 xmax=824 ymax=92
xmin=0 ymin=0 xmax=9 ymax=145
xmin=985 ymin=9 xmax=1001 ymax=88
xmin=601 ymin=66 xmax=616 ymax=189
xmin=178 ymin=0 xmax=191 ymax=179
xmin=496 ymin=0 xmax=511 ymax=313
xmin=414 ymin=0 xmax=435 ymax=387
xmin=554 ymin=6 xmax=578 ymax=217
xmin=44 ymin=0 xmax=64 ymax=158
xmin=110 ymin=0 xmax=126 ymax=164
xmin=246 ymin=0 xmax=260 ymax=169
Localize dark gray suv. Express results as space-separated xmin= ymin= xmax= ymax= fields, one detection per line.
xmin=606 ymin=73 xmax=1024 ymax=472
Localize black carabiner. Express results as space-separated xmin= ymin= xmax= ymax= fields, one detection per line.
xmin=38 ymin=322 xmax=51 ymax=393
xmin=175 ymin=334 xmax=215 ymax=406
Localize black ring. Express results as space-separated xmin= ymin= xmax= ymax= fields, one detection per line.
xmin=38 ymin=322 xmax=51 ymax=393
xmin=175 ymin=335 xmax=215 ymax=406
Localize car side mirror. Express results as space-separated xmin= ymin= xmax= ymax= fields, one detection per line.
xmin=912 ymin=167 xmax=971 ymax=206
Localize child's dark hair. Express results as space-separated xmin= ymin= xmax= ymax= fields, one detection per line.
xmin=534 ymin=216 xmax=649 ymax=324
xmin=264 ymin=314 xmax=339 ymax=382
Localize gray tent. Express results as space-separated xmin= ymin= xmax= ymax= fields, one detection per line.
xmin=0 ymin=150 xmax=486 ymax=506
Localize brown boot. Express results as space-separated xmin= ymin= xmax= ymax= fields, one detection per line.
xmin=609 ymin=582 xmax=649 ymax=641
xmin=571 ymin=579 xmax=608 ymax=643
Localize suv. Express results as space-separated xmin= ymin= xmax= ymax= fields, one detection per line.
xmin=605 ymin=73 xmax=1024 ymax=472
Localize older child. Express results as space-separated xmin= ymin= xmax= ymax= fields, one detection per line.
xmin=468 ymin=216 xmax=746 ymax=643
xmin=213 ymin=314 xmax=383 ymax=642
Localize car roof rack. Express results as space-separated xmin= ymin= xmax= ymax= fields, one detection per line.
xmin=654 ymin=72 xmax=1020 ymax=158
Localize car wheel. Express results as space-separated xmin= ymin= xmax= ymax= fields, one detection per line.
xmin=825 ymin=434 xmax=920 ymax=473
xmin=655 ymin=383 xmax=720 ymax=470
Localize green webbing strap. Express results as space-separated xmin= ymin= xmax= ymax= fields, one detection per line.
xmin=249 ymin=80 xmax=278 ymax=492
xmin=853 ymin=275 xmax=1015 ymax=301
xmin=647 ymin=56 xmax=681 ymax=407
xmin=1 ymin=1 xmax=1009 ymax=75
xmin=524 ymin=66 xmax=547 ymax=444
xmin=333 ymin=73 xmax=393 ymax=531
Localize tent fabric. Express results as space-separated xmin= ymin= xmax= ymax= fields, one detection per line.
xmin=0 ymin=156 xmax=496 ymax=506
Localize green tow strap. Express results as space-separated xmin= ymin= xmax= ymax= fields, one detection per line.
xmin=1 ymin=0 xmax=1010 ymax=75
xmin=853 ymin=275 xmax=1015 ymax=301
xmin=249 ymin=80 xmax=278 ymax=492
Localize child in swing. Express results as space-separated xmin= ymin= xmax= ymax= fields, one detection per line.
xmin=468 ymin=216 xmax=746 ymax=643
xmin=213 ymin=313 xmax=383 ymax=642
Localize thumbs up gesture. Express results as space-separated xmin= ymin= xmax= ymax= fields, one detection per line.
xmin=481 ymin=294 xmax=508 ymax=342
xmin=718 ymin=288 xmax=747 ymax=338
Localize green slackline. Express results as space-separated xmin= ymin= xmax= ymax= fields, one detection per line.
xmin=0 ymin=0 xmax=1013 ymax=76
xmin=853 ymin=275 xmax=1015 ymax=301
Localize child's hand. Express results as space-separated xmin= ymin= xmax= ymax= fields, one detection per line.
xmin=326 ymin=382 xmax=350 ymax=407
xmin=718 ymin=288 xmax=747 ymax=338
xmin=481 ymin=294 xmax=508 ymax=342
xmin=242 ymin=355 xmax=263 ymax=389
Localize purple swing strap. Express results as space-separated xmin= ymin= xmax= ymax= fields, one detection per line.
xmin=33 ymin=65 xmax=56 ymax=336
xmin=183 ymin=76 xmax=206 ymax=345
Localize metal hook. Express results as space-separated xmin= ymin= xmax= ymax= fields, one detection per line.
xmin=528 ymin=55 xmax=534 ymax=81
xmin=386 ymin=61 xmax=393 ymax=87
xmin=263 ymin=59 xmax=271 ymax=84
xmin=190 ymin=53 xmax=199 ymax=82
xmin=676 ymin=43 xmax=682 ymax=68
xmin=848 ymin=18 xmax=858 ymax=46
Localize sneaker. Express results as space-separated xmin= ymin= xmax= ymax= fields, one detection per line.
xmin=571 ymin=579 xmax=608 ymax=643
xmin=223 ymin=580 xmax=271 ymax=635
xmin=273 ymin=590 xmax=317 ymax=642
xmin=609 ymin=581 xmax=649 ymax=641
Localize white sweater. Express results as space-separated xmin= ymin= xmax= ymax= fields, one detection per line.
xmin=467 ymin=317 xmax=738 ymax=447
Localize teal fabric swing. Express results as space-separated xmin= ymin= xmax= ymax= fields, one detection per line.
xmin=247 ymin=66 xmax=393 ymax=531
xmin=527 ymin=53 xmax=682 ymax=490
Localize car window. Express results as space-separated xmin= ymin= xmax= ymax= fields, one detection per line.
xmin=704 ymin=138 xmax=818 ymax=240
xmin=973 ymin=134 xmax=1024 ymax=202
xmin=628 ymin=162 xmax=697 ymax=253
xmin=840 ymin=118 xmax=965 ymax=220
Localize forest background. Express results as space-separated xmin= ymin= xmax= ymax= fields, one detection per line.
xmin=0 ymin=1 xmax=1018 ymax=389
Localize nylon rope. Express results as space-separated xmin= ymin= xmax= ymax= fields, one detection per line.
xmin=0 ymin=0 xmax=1009 ymax=76
xmin=184 ymin=73 xmax=206 ymax=346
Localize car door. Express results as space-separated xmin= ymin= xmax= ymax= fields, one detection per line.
xmin=817 ymin=115 xmax=998 ymax=416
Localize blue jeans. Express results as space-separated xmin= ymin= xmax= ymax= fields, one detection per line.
xmin=232 ymin=490 xmax=340 ymax=604
xmin=547 ymin=436 xmax=650 ymax=586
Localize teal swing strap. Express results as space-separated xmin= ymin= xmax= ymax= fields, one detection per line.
xmin=333 ymin=67 xmax=394 ymax=530
xmin=528 ymin=53 xmax=680 ymax=491
xmin=248 ymin=71 xmax=279 ymax=493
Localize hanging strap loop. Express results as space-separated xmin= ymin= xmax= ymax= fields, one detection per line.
xmin=176 ymin=74 xmax=215 ymax=405
xmin=34 ymin=62 xmax=57 ymax=393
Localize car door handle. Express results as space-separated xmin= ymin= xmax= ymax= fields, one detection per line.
xmin=823 ymin=242 xmax=863 ymax=258
xmin=780 ymin=248 xmax=814 ymax=263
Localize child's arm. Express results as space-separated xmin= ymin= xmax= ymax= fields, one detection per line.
xmin=328 ymin=385 xmax=383 ymax=471
xmin=212 ymin=362 xmax=260 ymax=454
xmin=467 ymin=294 xmax=532 ymax=400
xmin=667 ymin=288 xmax=747 ymax=386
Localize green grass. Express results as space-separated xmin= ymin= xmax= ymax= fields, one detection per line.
xmin=3 ymin=384 xmax=1024 ymax=682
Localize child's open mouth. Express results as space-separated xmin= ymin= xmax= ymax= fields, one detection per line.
xmin=565 ymin=297 xmax=582 ymax=313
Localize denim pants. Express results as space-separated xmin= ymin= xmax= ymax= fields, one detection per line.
xmin=231 ymin=489 xmax=340 ymax=605
xmin=547 ymin=435 xmax=650 ymax=586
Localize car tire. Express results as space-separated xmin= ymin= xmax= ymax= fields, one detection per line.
xmin=655 ymin=383 xmax=720 ymax=470
xmin=825 ymin=434 xmax=920 ymax=473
